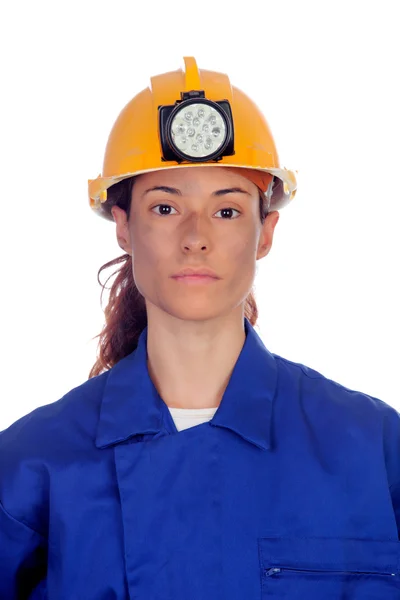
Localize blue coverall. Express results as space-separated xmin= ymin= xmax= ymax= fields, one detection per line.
xmin=1 ymin=317 xmax=400 ymax=599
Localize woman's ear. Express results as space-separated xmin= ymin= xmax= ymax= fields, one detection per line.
xmin=111 ymin=205 xmax=132 ymax=256
xmin=257 ymin=211 xmax=280 ymax=260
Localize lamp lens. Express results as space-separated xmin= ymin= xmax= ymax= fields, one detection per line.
xmin=170 ymin=102 xmax=227 ymax=158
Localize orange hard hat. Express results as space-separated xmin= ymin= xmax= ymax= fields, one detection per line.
xmin=88 ymin=57 xmax=297 ymax=221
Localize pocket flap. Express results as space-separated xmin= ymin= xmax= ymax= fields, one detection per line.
xmin=258 ymin=537 xmax=400 ymax=575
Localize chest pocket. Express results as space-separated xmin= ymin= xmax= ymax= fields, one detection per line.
xmin=258 ymin=536 xmax=400 ymax=599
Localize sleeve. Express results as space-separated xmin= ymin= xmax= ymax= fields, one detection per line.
xmin=389 ymin=480 xmax=400 ymax=539
xmin=0 ymin=408 xmax=50 ymax=600
xmin=0 ymin=500 xmax=47 ymax=599
xmin=381 ymin=401 xmax=400 ymax=539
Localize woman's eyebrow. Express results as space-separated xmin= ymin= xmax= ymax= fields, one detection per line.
xmin=141 ymin=185 xmax=251 ymax=198
xmin=142 ymin=186 xmax=182 ymax=197
xmin=213 ymin=187 xmax=250 ymax=196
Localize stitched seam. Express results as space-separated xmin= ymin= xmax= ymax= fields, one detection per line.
xmin=274 ymin=355 xmax=343 ymax=384
xmin=0 ymin=499 xmax=46 ymax=542
xmin=273 ymin=355 xmax=387 ymax=403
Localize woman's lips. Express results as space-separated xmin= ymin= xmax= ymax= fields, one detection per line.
xmin=172 ymin=275 xmax=219 ymax=284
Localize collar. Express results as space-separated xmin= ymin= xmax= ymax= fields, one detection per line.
xmin=95 ymin=317 xmax=278 ymax=451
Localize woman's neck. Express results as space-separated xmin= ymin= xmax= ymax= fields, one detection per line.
xmin=145 ymin=311 xmax=246 ymax=410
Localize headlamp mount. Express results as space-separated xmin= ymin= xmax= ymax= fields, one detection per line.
xmin=159 ymin=90 xmax=235 ymax=163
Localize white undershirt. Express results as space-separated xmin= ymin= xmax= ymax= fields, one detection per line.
xmin=168 ymin=406 xmax=219 ymax=432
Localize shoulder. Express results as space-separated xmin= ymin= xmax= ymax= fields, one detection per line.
xmin=273 ymin=352 xmax=400 ymax=488
xmin=273 ymin=352 xmax=398 ymax=418
xmin=0 ymin=371 xmax=110 ymax=451
xmin=0 ymin=371 xmax=110 ymax=531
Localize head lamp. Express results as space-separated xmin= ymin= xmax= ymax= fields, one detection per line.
xmin=159 ymin=92 xmax=234 ymax=163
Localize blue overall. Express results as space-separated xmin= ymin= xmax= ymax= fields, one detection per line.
xmin=1 ymin=317 xmax=400 ymax=599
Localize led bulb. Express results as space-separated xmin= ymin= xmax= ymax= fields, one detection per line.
xmin=169 ymin=102 xmax=227 ymax=159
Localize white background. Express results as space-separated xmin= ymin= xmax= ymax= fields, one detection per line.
xmin=1 ymin=0 xmax=399 ymax=430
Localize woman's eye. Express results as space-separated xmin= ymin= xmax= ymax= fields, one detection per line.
xmin=214 ymin=208 xmax=241 ymax=219
xmin=151 ymin=204 xmax=241 ymax=219
xmin=151 ymin=204 xmax=178 ymax=216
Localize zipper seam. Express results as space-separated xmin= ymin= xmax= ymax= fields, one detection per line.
xmin=265 ymin=566 xmax=397 ymax=577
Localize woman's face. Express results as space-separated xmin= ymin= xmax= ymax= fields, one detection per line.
xmin=111 ymin=166 xmax=279 ymax=322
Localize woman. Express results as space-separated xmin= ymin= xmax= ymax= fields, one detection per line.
xmin=1 ymin=57 xmax=399 ymax=599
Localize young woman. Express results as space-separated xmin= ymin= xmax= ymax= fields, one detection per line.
xmin=1 ymin=57 xmax=399 ymax=599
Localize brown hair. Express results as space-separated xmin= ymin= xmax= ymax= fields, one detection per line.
xmin=88 ymin=176 xmax=270 ymax=379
